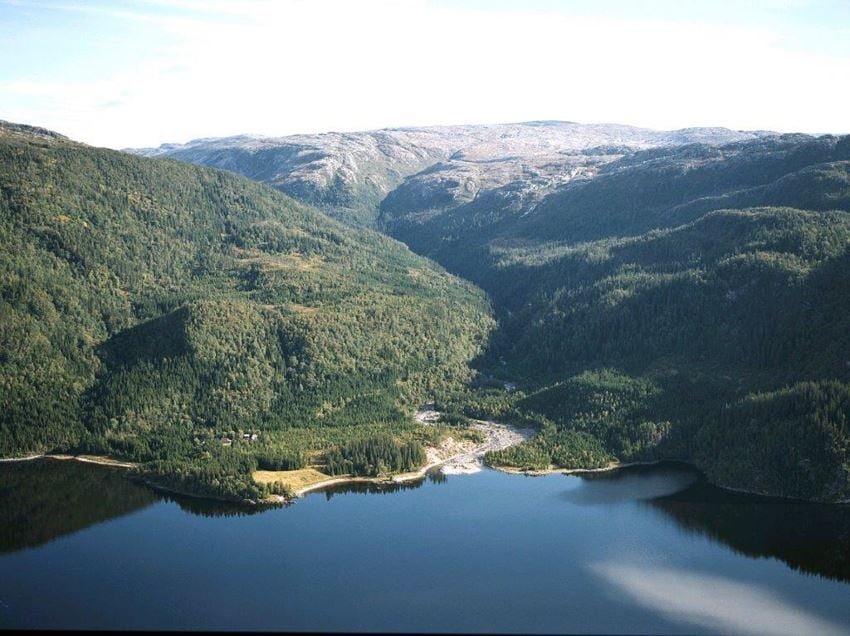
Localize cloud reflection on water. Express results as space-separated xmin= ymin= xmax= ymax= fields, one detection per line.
xmin=591 ymin=562 xmax=850 ymax=636
xmin=561 ymin=464 xmax=699 ymax=505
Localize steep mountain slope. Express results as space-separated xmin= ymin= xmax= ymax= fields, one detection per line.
xmin=472 ymin=205 xmax=850 ymax=499
xmin=416 ymin=135 xmax=850 ymax=502
xmin=139 ymin=122 xmax=850 ymax=502
xmin=0 ymin=121 xmax=493 ymax=500
xmin=382 ymin=135 xmax=850 ymax=369
xmin=132 ymin=121 xmax=766 ymax=227
xmin=382 ymin=134 xmax=850 ymax=256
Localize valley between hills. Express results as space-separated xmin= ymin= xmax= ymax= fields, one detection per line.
xmin=2 ymin=119 xmax=849 ymax=504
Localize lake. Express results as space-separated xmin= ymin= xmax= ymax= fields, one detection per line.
xmin=1 ymin=459 xmax=849 ymax=634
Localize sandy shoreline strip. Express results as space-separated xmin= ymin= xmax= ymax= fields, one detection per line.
xmin=0 ymin=454 xmax=44 ymax=463
xmin=492 ymin=459 xmax=666 ymax=477
xmin=0 ymin=453 xmax=136 ymax=468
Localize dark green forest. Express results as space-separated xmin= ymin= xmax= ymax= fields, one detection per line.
xmin=379 ymin=135 xmax=850 ymax=501
xmin=0 ymin=122 xmax=493 ymax=500
xmin=324 ymin=433 xmax=426 ymax=477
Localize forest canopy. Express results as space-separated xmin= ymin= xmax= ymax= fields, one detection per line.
xmin=0 ymin=123 xmax=494 ymax=500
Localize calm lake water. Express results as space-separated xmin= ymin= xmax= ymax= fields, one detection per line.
xmin=1 ymin=459 xmax=850 ymax=634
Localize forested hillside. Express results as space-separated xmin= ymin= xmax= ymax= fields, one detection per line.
xmin=6 ymin=117 xmax=850 ymax=502
xmin=408 ymin=135 xmax=850 ymax=502
xmin=146 ymin=124 xmax=850 ymax=502
xmin=0 ymin=121 xmax=494 ymax=500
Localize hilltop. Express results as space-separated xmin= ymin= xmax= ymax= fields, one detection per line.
xmin=131 ymin=121 xmax=768 ymax=227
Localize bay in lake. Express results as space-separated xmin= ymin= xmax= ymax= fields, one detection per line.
xmin=1 ymin=459 xmax=849 ymax=634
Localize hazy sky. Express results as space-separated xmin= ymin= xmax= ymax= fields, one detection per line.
xmin=1 ymin=0 xmax=849 ymax=148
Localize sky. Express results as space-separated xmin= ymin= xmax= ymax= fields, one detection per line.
xmin=1 ymin=0 xmax=849 ymax=148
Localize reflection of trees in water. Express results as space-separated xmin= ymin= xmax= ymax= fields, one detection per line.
xmin=576 ymin=462 xmax=691 ymax=482
xmin=163 ymin=493 xmax=285 ymax=517
xmin=427 ymin=469 xmax=448 ymax=485
xmin=565 ymin=462 xmax=699 ymax=504
xmin=174 ymin=468 xmax=449 ymax=509
xmin=0 ymin=460 xmax=451 ymax=541
xmin=0 ymin=460 xmax=156 ymax=554
xmin=646 ymin=478 xmax=850 ymax=583
xmin=12 ymin=458 xmax=847 ymax=587
xmin=572 ymin=462 xmax=850 ymax=583
xmin=0 ymin=460 xmax=286 ymax=547
xmin=321 ymin=469 xmax=447 ymax=500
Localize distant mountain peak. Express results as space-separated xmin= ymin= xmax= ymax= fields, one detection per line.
xmin=126 ymin=120 xmax=774 ymax=226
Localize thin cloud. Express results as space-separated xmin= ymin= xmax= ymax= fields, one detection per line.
xmin=0 ymin=0 xmax=241 ymax=27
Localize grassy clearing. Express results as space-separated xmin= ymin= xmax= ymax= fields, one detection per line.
xmin=252 ymin=467 xmax=333 ymax=492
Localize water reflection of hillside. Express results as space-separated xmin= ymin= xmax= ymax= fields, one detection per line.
xmin=0 ymin=459 xmax=443 ymax=545
xmin=164 ymin=493 xmax=280 ymax=517
xmin=563 ymin=462 xmax=699 ymax=505
xmin=0 ymin=459 xmax=156 ymax=554
xmin=318 ymin=469 xmax=446 ymax=500
xmin=567 ymin=462 xmax=850 ymax=583
xmin=646 ymin=475 xmax=850 ymax=583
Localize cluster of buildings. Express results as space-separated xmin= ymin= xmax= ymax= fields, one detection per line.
xmin=220 ymin=432 xmax=259 ymax=446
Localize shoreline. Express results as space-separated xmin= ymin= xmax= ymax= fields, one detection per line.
xmin=292 ymin=467 xmax=434 ymax=498
xmin=4 ymin=419 xmax=847 ymax=506
xmin=0 ymin=454 xmax=44 ymax=463
xmin=0 ymin=453 xmax=270 ymax=506
xmin=293 ymin=427 xmax=509 ymax=497
xmin=707 ymin=478 xmax=850 ymax=505
xmin=0 ymin=453 xmax=137 ymax=469
xmin=133 ymin=477 xmax=267 ymax=506
xmin=490 ymin=459 xmax=665 ymax=477
xmin=493 ymin=459 xmax=850 ymax=505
